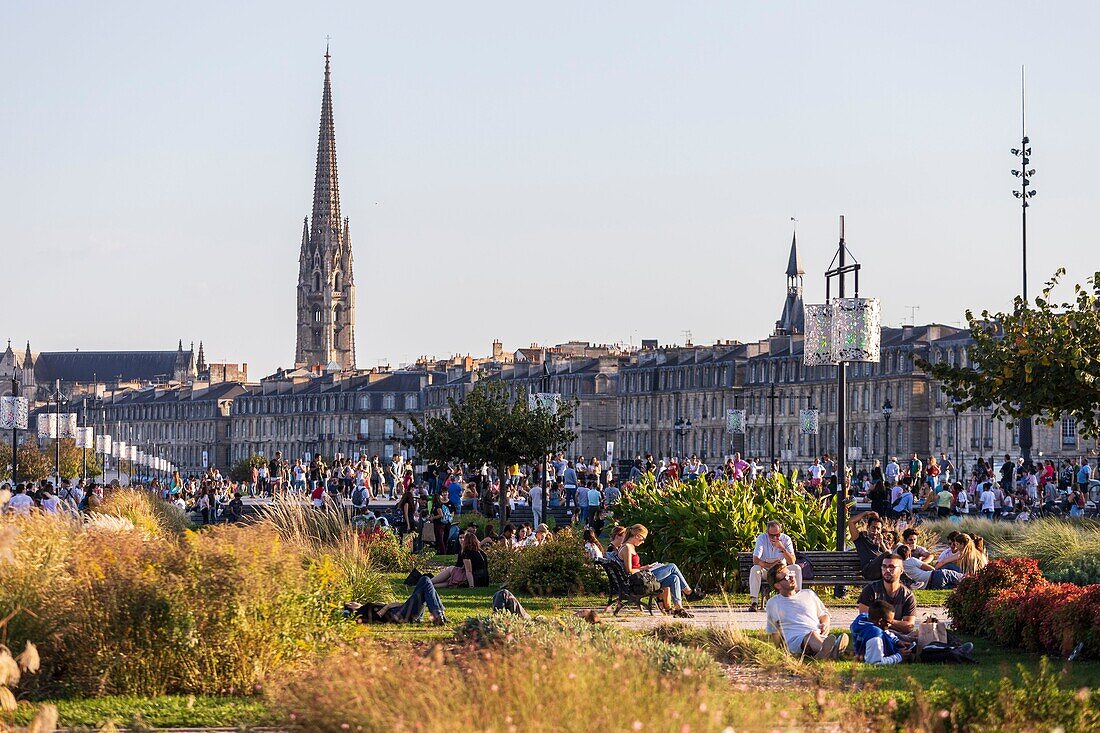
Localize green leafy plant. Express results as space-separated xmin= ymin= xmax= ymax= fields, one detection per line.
xmin=612 ymin=474 xmax=837 ymax=588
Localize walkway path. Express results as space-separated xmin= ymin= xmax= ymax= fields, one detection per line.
xmin=587 ymin=604 xmax=949 ymax=631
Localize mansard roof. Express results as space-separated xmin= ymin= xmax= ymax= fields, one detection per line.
xmin=33 ymin=350 xmax=190 ymax=385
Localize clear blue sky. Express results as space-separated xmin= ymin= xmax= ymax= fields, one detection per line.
xmin=2 ymin=1 xmax=1096 ymax=377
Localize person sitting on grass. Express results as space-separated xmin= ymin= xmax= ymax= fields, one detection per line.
xmin=764 ymin=564 xmax=848 ymax=660
xmin=857 ymin=554 xmax=917 ymax=636
xmin=431 ymin=529 xmax=489 ymax=588
xmin=897 ymin=528 xmax=935 ymax=563
xmin=344 ymin=575 xmax=447 ymax=626
xmin=897 ymin=544 xmax=964 ymax=589
xmin=618 ymin=523 xmax=702 ymax=618
xmin=583 ymin=527 xmax=604 ymax=561
xmin=850 ymin=600 xmax=913 ymax=665
xmin=748 ymin=521 xmax=801 ymax=612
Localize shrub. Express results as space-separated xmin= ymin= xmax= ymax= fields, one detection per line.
xmin=356 ymin=527 xmax=429 ymax=572
xmin=483 ymin=538 xmax=515 ymax=584
xmin=1048 ymin=553 xmax=1100 ymax=585
xmin=506 ymin=530 xmax=604 ymax=595
xmin=453 ymin=511 xmax=491 ymax=538
xmin=612 ymin=474 xmax=837 ymax=588
xmin=945 ymin=557 xmax=1047 ymax=634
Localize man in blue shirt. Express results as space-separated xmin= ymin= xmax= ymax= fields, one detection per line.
xmin=890 ymin=480 xmax=914 ymax=517
xmin=1077 ymin=459 xmax=1093 ymax=494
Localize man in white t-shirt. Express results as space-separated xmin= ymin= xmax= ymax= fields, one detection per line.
xmin=764 ymin=564 xmax=848 ymax=659
xmin=898 ymin=545 xmax=964 ymax=589
xmin=884 ymin=457 xmax=900 ymax=486
xmin=979 ymin=482 xmax=997 ymax=518
xmin=6 ymin=485 xmax=36 ymax=514
xmin=749 ymin=521 xmax=801 ymax=611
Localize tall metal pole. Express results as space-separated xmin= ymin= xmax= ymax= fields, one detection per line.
xmin=81 ymin=397 xmax=88 ymax=484
xmin=768 ymin=367 xmax=777 ymax=469
xmin=53 ymin=376 xmax=62 ymax=490
xmin=1013 ymin=66 xmax=1036 ymax=465
xmin=10 ymin=376 xmax=18 ymax=486
xmin=835 ymin=220 xmax=848 ymax=557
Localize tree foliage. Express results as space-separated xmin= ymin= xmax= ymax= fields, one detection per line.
xmin=1 ymin=438 xmax=103 ymax=483
xmin=916 ymin=269 xmax=1100 ymax=437
xmin=402 ymin=380 xmax=577 ymax=527
xmin=230 ymin=454 xmax=269 ymax=483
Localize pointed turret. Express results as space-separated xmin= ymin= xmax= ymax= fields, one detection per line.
xmin=786 ymin=232 xmax=804 ymax=279
xmin=311 ymin=46 xmax=341 ymax=243
xmin=775 ymin=230 xmax=805 ymax=336
xmin=24 ymin=341 xmax=33 ymax=367
xmin=196 ymin=341 xmax=207 ymax=374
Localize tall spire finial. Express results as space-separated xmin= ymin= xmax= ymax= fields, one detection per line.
xmin=311 ymin=44 xmax=341 ymax=239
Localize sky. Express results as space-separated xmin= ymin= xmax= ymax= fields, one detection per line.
xmin=2 ymin=2 xmax=1098 ymax=377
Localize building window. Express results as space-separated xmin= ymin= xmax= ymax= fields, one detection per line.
xmin=1062 ymin=417 xmax=1077 ymax=446
xmin=382 ymin=394 xmax=395 ymax=410
xmin=404 ymin=394 xmax=418 ymax=410
xmin=384 ymin=418 xmax=395 ymax=438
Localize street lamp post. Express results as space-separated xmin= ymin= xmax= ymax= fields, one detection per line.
xmin=1011 ymin=69 xmax=1037 ymax=465
xmin=52 ymin=379 xmax=66 ymax=490
xmin=8 ymin=376 xmax=19 ymax=485
xmin=882 ymin=398 xmax=893 ymax=468
xmin=767 ymin=367 xmax=779 ymax=469
xmin=950 ymin=396 xmax=962 ymax=485
xmin=673 ymin=417 xmax=692 ymax=460
xmin=540 ymin=363 xmax=551 ymax=526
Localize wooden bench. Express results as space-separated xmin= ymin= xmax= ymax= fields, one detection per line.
xmin=737 ymin=551 xmax=866 ymax=595
xmin=595 ymin=558 xmax=661 ymax=616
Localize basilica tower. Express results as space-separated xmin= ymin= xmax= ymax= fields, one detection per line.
xmin=295 ymin=49 xmax=356 ymax=371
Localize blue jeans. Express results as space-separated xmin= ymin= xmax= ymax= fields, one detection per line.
xmin=565 ymin=486 xmax=577 ymax=509
xmin=928 ymin=568 xmax=965 ymax=590
xmin=395 ymin=576 xmax=445 ymax=622
xmin=578 ymin=505 xmax=589 ymax=524
xmin=651 ymin=562 xmax=689 ymax=606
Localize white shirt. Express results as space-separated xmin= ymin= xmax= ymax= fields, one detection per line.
xmin=528 ymin=484 xmax=542 ymax=508
xmin=753 ymin=532 xmax=796 ymax=564
xmin=6 ymin=493 xmax=35 ymax=514
xmin=40 ymin=496 xmax=60 ymax=514
xmin=884 ymin=462 xmax=900 ymax=480
xmin=980 ymin=489 xmax=996 ymax=511
xmin=863 ymin=635 xmax=903 ymax=665
xmin=765 ymin=589 xmax=828 ymax=653
xmin=808 ymin=464 xmax=824 ymax=480
xmin=902 ymin=557 xmax=933 ymax=587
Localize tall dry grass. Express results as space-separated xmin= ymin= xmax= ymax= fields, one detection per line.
xmin=920 ymin=516 xmax=1100 ymax=568
xmin=274 ymin=630 xmax=736 ymax=733
xmin=256 ymin=497 xmax=423 ymax=573
xmin=0 ymin=506 xmax=390 ymax=697
xmin=91 ymin=488 xmax=191 ymax=536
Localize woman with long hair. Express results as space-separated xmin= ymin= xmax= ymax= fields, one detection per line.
xmin=583 ymin=527 xmax=604 ymax=561
xmin=618 ymin=524 xmax=701 ymax=618
xmin=955 ymin=534 xmax=988 ymax=575
xmin=431 ymin=529 xmax=489 ymax=588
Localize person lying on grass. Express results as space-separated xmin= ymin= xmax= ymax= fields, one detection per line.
xmin=344 ymin=575 xmax=447 ymax=626
xmin=850 ymin=600 xmax=913 ymax=665
xmin=764 ymin=564 xmax=848 ymax=660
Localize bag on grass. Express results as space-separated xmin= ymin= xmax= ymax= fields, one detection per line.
xmin=629 ymin=569 xmax=661 ymax=595
xmin=917 ymin=615 xmax=949 ymax=649
xmin=796 ymin=556 xmax=815 ymax=581
xmin=404 ymin=569 xmax=425 ymax=587
xmin=918 ymin=641 xmax=977 ymax=664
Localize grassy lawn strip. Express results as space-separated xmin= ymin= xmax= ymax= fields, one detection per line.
xmin=10 ymin=695 xmax=272 ymax=729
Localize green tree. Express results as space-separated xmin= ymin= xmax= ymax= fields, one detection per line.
xmin=0 ymin=438 xmax=54 ymax=483
xmin=230 ymin=454 xmax=269 ymax=483
xmin=403 ymin=380 xmax=577 ymax=529
xmin=917 ymin=269 xmax=1100 ymax=436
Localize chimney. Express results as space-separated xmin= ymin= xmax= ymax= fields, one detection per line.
xmin=492 ymin=339 xmax=503 ymax=359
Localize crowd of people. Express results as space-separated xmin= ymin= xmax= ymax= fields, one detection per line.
xmin=855 ymin=452 xmax=1097 ymax=522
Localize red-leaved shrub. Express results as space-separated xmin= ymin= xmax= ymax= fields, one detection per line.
xmin=949 ymin=558 xmax=1100 ymax=658
xmin=945 ymin=557 xmax=1048 ymax=634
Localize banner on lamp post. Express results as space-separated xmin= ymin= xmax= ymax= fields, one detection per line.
xmin=799 ymin=409 xmax=819 ymax=435
xmin=725 ymin=409 xmax=746 ymax=434
xmin=0 ymin=397 xmax=29 ymax=430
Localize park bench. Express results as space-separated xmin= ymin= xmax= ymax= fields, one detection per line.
xmin=595 ymin=558 xmax=661 ymax=616
xmin=737 ymin=551 xmax=866 ymax=596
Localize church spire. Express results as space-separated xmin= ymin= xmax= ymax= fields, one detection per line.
xmin=311 ymin=47 xmax=341 ymax=242
xmin=786 ymin=231 xmax=804 ymax=280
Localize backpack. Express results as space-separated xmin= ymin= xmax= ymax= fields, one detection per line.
xmin=439 ymin=503 xmax=453 ymax=524
xmin=629 ymin=569 xmax=661 ymax=595
xmin=918 ymin=642 xmax=977 ymax=664
xmin=352 ymin=486 xmax=368 ymax=507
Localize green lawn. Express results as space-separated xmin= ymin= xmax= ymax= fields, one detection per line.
xmin=10 ymin=695 xmax=271 ymax=729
